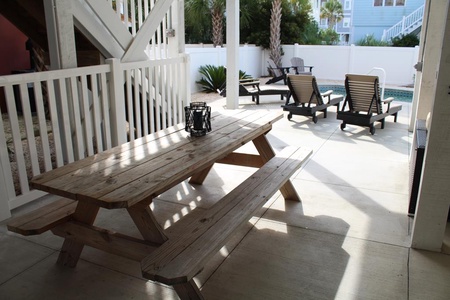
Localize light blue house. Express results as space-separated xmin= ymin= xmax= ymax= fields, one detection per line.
xmin=311 ymin=0 xmax=353 ymax=44
xmin=351 ymin=0 xmax=425 ymax=44
xmin=312 ymin=0 xmax=425 ymax=44
xmin=335 ymin=0 xmax=352 ymax=44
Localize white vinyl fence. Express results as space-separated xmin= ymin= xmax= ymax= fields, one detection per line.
xmin=0 ymin=56 xmax=189 ymax=221
xmin=187 ymin=44 xmax=420 ymax=92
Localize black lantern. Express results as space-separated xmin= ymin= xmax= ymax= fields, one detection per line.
xmin=184 ymin=102 xmax=211 ymax=137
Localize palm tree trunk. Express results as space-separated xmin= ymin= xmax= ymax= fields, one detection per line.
xmin=212 ymin=9 xmax=223 ymax=47
xmin=270 ymin=0 xmax=282 ymax=67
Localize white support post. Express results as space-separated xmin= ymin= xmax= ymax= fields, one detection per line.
xmin=225 ymin=0 xmax=239 ymax=109
xmin=43 ymin=0 xmax=77 ymax=163
xmin=411 ymin=0 xmax=450 ymax=252
xmin=0 ymin=140 xmax=12 ymax=221
xmin=44 ymin=0 xmax=77 ymax=69
xmin=167 ymin=0 xmax=185 ymax=57
xmin=107 ymin=58 xmax=127 ymax=146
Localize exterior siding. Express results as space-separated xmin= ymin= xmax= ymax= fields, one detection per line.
xmin=352 ymin=0 xmax=425 ymax=43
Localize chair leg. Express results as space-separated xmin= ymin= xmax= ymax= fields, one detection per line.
xmin=394 ymin=113 xmax=398 ymax=122
xmin=381 ymin=119 xmax=385 ymax=129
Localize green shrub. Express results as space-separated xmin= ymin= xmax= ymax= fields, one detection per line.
xmin=391 ymin=33 xmax=419 ymax=47
xmin=196 ymin=65 xmax=252 ymax=93
xmin=319 ymin=28 xmax=339 ymax=45
xmin=356 ymin=34 xmax=390 ymax=46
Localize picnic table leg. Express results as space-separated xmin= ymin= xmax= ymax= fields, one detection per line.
xmin=127 ymin=201 xmax=168 ymax=244
xmin=189 ymin=164 xmax=214 ymax=185
xmin=56 ymin=201 xmax=99 ymax=267
xmin=173 ymin=280 xmax=204 ymax=300
xmin=252 ymin=134 xmax=301 ymax=202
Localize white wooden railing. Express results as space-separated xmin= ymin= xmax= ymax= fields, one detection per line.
xmin=382 ymin=5 xmax=425 ymax=42
xmin=107 ymin=0 xmax=174 ymax=59
xmin=0 ymin=56 xmax=189 ymax=220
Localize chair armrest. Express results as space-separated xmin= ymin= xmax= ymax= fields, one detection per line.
xmin=383 ymin=97 xmax=394 ymax=110
xmin=321 ymin=90 xmax=333 ymax=101
xmin=383 ymin=97 xmax=394 ymax=104
xmin=305 ymin=66 xmax=314 ymax=72
xmin=321 ymin=90 xmax=333 ymax=97
xmin=240 ymin=79 xmax=260 ymax=86
xmin=268 ymin=66 xmax=290 ymax=74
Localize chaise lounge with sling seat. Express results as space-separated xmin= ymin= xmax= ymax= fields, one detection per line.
xmin=337 ymin=74 xmax=402 ymax=135
xmin=219 ymin=78 xmax=291 ymax=105
xmin=282 ymin=74 xmax=343 ymax=123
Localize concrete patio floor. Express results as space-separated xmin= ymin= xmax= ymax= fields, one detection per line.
xmin=1 ymin=92 xmax=450 ymax=299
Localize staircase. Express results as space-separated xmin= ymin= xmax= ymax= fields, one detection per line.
xmin=0 ymin=0 xmax=174 ymax=67
xmin=0 ymin=0 xmax=102 ymax=68
xmin=381 ymin=4 xmax=425 ymax=42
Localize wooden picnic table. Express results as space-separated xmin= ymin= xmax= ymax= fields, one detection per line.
xmin=28 ymin=109 xmax=299 ymax=266
xmin=6 ymin=108 xmax=314 ymax=299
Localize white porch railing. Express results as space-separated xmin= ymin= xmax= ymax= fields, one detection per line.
xmin=106 ymin=0 xmax=175 ymax=59
xmin=0 ymin=56 xmax=189 ymax=221
xmin=382 ymin=5 xmax=425 ymax=42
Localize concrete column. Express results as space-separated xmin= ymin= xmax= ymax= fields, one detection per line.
xmin=411 ymin=1 xmax=450 ymax=252
xmin=225 ymin=0 xmax=239 ymax=109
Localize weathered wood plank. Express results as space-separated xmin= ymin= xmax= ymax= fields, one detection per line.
xmin=30 ymin=110 xmax=257 ymax=195
xmin=56 ymin=201 xmax=100 ymax=267
xmin=97 ymin=112 xmax=279 ymax=208
xmin=32 ymin=110 xmax=282 ymax=209
xmin=52 ymin=221 xmax=158 ymax=262
xmin=141 ymin=146 xmax=312 ymax=285
xmin=216 ymin=152 xmax=265 ymax=168
xmin=7 ymin=198 xmax=76 ymax=236
xmin=31 ymin=110 xmax=232 ymax=186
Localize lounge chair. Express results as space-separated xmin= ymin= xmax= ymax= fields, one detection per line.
xmin=219 ymin=78 xmax=291 ymax=105
xmin=290 ymin=57 xmax=313 ymax=75
xmin=282 ymin=74 xmax=343 ymax=123
xmin=337 ymin=74 xmax=402 ymax=135
xmin=266 ymin=58 xmax=291 ymax=85
xmin=218 ymin=78 xmax=260 ymax=101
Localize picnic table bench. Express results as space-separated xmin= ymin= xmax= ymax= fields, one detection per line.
xmin=7 ymin=109 xmax=312 ymax=300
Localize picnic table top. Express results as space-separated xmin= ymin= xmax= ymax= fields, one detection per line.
xmin=31 ymin=109 xmax=283 ymax=209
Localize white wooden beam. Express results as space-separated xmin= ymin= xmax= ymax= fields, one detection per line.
xmin=226 ymin=0 xmax=239 ymax=109
xmin=71 ymin=0 xmax=126 ymax=59
xmin=84 ymin=0 xmax=133 ymax=50
xmin=122 ymin=0 xmax=175 ymax=62
xmin=44 ymin=0 xmax=77 ymax=69
xmin=411 ymin=0 xmax=450 ymax=252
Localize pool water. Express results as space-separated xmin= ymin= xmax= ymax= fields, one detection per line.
xmin=318 ymin=85 xmax=413 ymax=102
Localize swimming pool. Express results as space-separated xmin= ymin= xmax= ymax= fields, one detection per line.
xmin=318 ymin=85 xmax=413 ymax=102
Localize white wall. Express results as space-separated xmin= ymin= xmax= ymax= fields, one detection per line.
xmin=186 ymin=44 xmax=420 ymax=93
xmin=186 ymin=44 xmax=263 ymax=93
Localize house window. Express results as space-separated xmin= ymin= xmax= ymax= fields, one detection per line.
xmin=374 ymin=0 xmax=405 ymax=6
xmin=344 ymin=0 xmax=351 ymax=10
xmin=343 ymin=17 xmax=350 ymax=28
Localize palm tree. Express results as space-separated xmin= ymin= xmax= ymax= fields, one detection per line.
xmin=320 ymin=0 xmax=344 ymax=30
xmin=288 ymin=0 xmax=312 ymax=14
xmin=185 ymin=0 xmax=226 ymax=47
xmin=269 ymin=0 xmax=282 ymax=67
